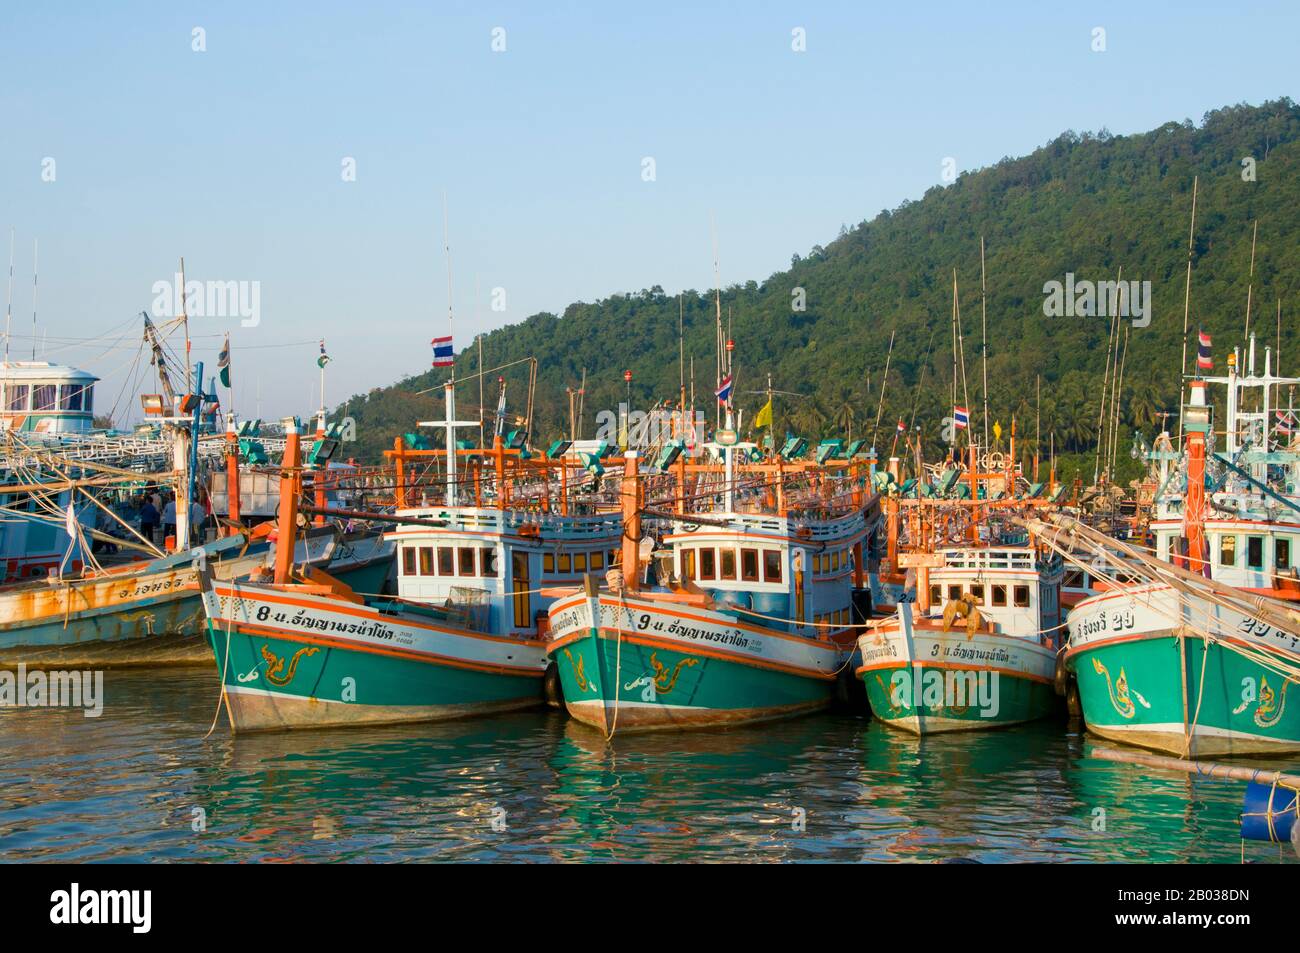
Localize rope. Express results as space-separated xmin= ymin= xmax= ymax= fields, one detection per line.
xmin=203 ymin=582 xmax=236 ymax=740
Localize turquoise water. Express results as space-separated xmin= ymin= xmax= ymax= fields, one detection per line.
xmin=0 ymin=667 xmax=1295 ymax=863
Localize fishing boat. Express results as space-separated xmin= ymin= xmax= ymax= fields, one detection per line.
xmin=856 ymin=444 xmax=1064 ymax=733
xmin=197 ymin=381 xmax=622 ymax=731
xmin=0 ymin=351 xmax=391 ymax=668
xmin=1063 ymin=339 xmax=1300 ymax=756
xmin=546 ymin=424 xmax=876 ymax=733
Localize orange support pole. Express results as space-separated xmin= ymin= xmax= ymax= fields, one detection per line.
xmin=620 ymin=452 xmax=640 ymax=592
xmin=273 ymin=420 xmax=302 ymax=585
xmin=393 ymin=436 xmax=406 ymax=509
xmin=224 ymin=414 xmax=240 ymax=536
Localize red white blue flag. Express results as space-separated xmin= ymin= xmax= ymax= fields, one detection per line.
xmin=1197 ymin=331 xmax=1213 ymax=371
xmin=953 ymin=406 xmax=969 ymax=430
xmin=431 ymin=335 xmax=454 ymax=368
xmin=715 ymin=374 xmax=733 ymax=403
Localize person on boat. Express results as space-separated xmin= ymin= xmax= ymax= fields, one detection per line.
xmin=162 ymin=495 xmax=176 ymax=542
xmin=190 ymin=490 xmax=209 ymax=543
xmin=139 ymin=497 xmax=159 ymax=544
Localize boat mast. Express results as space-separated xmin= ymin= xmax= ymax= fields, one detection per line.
xmin=4 ymin=227 xmax=13 ymax=363
xmin=30 ymin=239 xmax=37 ymax=361
xmin=980 ymin=236 xmax=989 ymax=452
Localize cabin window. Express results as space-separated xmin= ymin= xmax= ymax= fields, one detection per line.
xmin=720 ymin=548 xmax=737 ymax=580
xmin=1064 ymin=570 xmax=1085 ymax=589
xmin=1277 ymin=538 xmax=1292 ymax=572
xmin=6 ymin=384 xmax=28 ymax=411
xmin=574 ymin=553 xmax=587 ymax=572
xmin=480 ymin=548 xmax=498 ymax=577
xmin=459 ymin=547 xmax=476 ymax=575
xmin=968 ymin=584 xmax=984 ymax=605
xmin=699 ymin=548 xmax=716 ymax=580
xmin=1013 ymin=585 xmax=1031 ymax=608
xmin=402 ymin=547 xmax=417 ymax=576
xmin=992 ymin=585 xmax=1007 ymax=607
xmin=763 ymin=550 xmax=782 ymax=583
xmin=543 ymin=553 xmax=555 ymax=573
xmin=741 ymin=548 xmax=759 ymax=582
xmin=558 ymin=553 xmax=571 ymax=573
xmin=1247 ymin=536 xmax=1264 ymax=571
xmin=418 ymin=546 xmax=434 ymax=575
xmin=32 ymin=384 xmax=57 ymax=411
xmin=1219 ymin=535 xmax=1237 ymax=567
xmin=930 ymin=584 xmax=942 ymax=605
xmin=591 ymin=551 xmax=604 ymax=570
xmin=60 ymin=384 xmax=84 ymax=411
xmin=681 ymin=548 xmax=696 ymax=579
xmin=947 ymin=585 xmax=962 ymax=602
xmin=438 ymin=546 xmax=454 ymax=576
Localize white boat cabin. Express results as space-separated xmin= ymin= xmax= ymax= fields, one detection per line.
xmin=667 ymin=510 xmax=867 ymax=637
xmin=0 ymin=362 xmax=98 ymax=434
xmin=388 ymin=506 xmax=621 ymax=635
xmin=1151 ymin=519 xmax=1300 ymax=594
xmin=922 ymin=546 xmax=1063 ymax=640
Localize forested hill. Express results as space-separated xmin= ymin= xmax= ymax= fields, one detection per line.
xmin=336 ymin=98 xmax=1300 ymax=476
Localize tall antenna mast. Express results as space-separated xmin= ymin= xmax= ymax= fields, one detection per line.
xmin=1243 ymin=219 xmax=1258 ymax=344
xmin=443 ymin=191 xmax=455 ymax=385
xmin=980 ymin=236 xmax=989 ymax=451
xmin=30 ymin=239 xmax=38 ymax=361
xmin=179 ymin=257 xmax=192 ymax=392
xmin=711 ymin=213 xmax=723 ymax=429
xmin=4 ymin=228 xmax=13 ymax=363
xmin=1178 ymin=176 xmax=1198 ymax=443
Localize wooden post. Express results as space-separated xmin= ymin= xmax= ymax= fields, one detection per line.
xmin=494 ymin=434 xmax=507 ymax=509
xmin=224 ymin=413 xmax=240 ymax=536
xmin=620 ymin=451 xmax=640 ymax=592
xmin=392 ymin=436 xmax=406 ymax=508
xmin=273 ymin=420 xmax=301 ymax=585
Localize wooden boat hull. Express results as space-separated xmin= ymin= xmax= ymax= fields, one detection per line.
xmin=203 ymin=580 xmax=546 ymax=732
xmin=855 ymin=619 xmax=1057 ymax=734
xmin=0 ymin=548 xmax=268 ymax=669
xmin=0 ymin=535 xmax=394 ymax=669
xmin=1066 ymin=583 xmax=1300 ymax=757
xmin=546 ymin=592 xmax=842 ymax=733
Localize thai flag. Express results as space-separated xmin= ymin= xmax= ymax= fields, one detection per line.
xmin=431 ymin=335 xmax=454 ymax=367
xmin=715 ymin=374 xmax=733 ymax=403
xmin=953 ymin=406 xmax=969 ymax=430
xmin=1197 ymin=330 xmax=1213 ymax=371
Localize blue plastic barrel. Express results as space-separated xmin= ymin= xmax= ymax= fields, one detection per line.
xmin=1240 ymin=782 xmax=1298 ymax=843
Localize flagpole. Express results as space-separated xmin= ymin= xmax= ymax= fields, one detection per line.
xmin=443 ymin=191 xmax=455 ymax=388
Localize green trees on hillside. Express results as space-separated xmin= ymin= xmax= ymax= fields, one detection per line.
xmin=338 ymin=99 xmax=1300 ymax=484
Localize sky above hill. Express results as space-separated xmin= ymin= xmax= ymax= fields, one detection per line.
xmin=1 ymin=1 xmax=1296 ymax=423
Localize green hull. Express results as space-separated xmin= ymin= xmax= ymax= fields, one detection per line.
xmin=206 ymin=624 xmax=540 ymax=732
xmin=859 ymin=661 xmax=1056 ymax=734
xmin=1068 ymin=634 xmax=1300 ymax=756
xmin=553 ymin=630 xmax=833 ymax=732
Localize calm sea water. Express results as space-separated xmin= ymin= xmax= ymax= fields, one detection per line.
xmin=0 ymin=667 xmax=1295 ymax=863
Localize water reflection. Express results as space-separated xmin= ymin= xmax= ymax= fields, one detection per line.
xmin=0 ymin=669 xmax=1294 ymax=863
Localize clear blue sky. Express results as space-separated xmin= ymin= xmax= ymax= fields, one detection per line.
xmin=1 ymin=2 xmax=1295 ymax=423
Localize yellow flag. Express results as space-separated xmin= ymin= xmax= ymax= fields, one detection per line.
xmin=753 ymin=399 xmax=773 ymax=429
